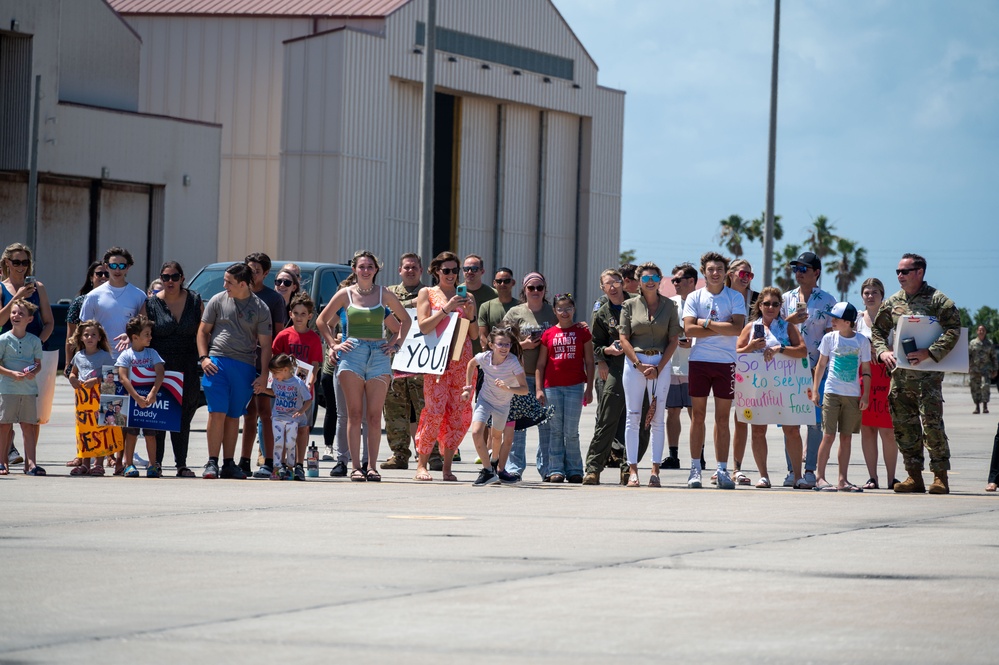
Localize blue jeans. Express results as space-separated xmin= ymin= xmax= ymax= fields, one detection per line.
xmin=508 ymin=376 xmax=551 ymax=478
xmin=544 ymin=384 xmax=585 ymax=477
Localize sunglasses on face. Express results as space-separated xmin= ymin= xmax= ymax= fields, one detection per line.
xmin=737 ymin=270 xmax=754 ymax=280
xmin=525 ymin=285 xmax=545 ymax=292
xmin=439 ymin=267 xmax=460 ymax=275
xmin=761 ymin=301 xmax=781 ymax=308
xmin=494 ymin=278 xmax=513 ymax=285
xmin=8 ymin=258 xmax=30 ymax=267
xmin=159 ymin=273 xmax=182 ymax=282
xmin=896 ymin=268 xmax=917 ymax=275
xmin=462 ymin=266 xmax=481 ymax=273
xmin=790 ymin=265 xmax=810 ymax=274
xmin=107 ymin=262 xmax=129 ymax=271
xmin=492 ymin=341 xmax=512 ymax=348
xmin=274 ymin=278 xmax=295 ymax=287
xmin=94 ymin=271 xmax=109 ymax=278
xmin=640 ymin=274 xmax=661 ymax=284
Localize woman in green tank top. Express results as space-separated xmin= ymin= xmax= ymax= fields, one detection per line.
xmin=315 ymin=251 xmax=410 ymax=482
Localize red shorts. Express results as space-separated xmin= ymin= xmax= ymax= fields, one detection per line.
xmin=688 ymin=361 xmax=735 ymax=400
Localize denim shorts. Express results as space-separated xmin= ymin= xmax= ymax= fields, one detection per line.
xmin=336 ymin=338 xmax=392 ymax=382
xmin=201 ymin=356 xmax=257 ymax=419
xmin=472 ymin=397 xmax=512 ymax=429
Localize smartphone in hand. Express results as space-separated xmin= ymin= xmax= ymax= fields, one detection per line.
xmin=753 ymin=323 xmax=765 ymax=340
xmin=456 ymin=284 xmax=467 ymax=298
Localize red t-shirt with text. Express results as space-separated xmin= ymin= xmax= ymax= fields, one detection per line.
xmin=272 ymin=327 xmax=323 ymax=395
xmin=540 ymin=324 xmax=591 ymax=388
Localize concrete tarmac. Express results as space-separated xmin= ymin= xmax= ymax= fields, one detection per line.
xmin=2 ymin=379 xmax=997 ymax=663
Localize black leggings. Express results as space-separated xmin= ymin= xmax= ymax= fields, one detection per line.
xmin=320 ymin=368 xmax=338 ymax=448
xmin=154 ymin=366 xmax=200 ymax=468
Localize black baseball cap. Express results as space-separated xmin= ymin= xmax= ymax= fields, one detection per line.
xmin=789 ymin=252 xmax=821 ymax=271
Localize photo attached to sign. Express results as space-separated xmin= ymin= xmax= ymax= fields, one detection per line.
xmin=102 ymin=365 xmax=185 ymax=432
xmin=734 ymin=352 xmax=815 ymax=425
xmin=267 ymin=358 xmax=314 ymax=389
xmin=99 ymin=395 xmax=129 ymax=427
xmin=74 ymin=384 xmax=125 ymax=458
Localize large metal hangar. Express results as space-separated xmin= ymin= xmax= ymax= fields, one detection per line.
xmin=111 ymin=0 xmax=625 ymax=306
xmin=0 ymin=0 xmax=221 ymax=300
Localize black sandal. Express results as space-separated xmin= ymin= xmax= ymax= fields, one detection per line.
xmin=350 ymin=468 xmax=367 ymax=482
xmin=366 ymin=469 xmax=381 ymax=482
xmin=176 ymin=466 xmax=196 ymax=478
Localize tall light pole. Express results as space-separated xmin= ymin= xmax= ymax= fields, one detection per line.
xmin=762 ymin=0 xmax=780 ymax=286
xmin=417 ymin=0 xmax=437 ymax=267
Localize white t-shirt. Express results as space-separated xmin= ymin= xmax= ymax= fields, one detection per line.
xmin=474 ymin=350 xmax=523 ymax=407
xmin=683 ymin=287 xmax=747 ymax=364
xmin=80 ymin=283 xmax=147 ymax=358
xmin=818 ymin=331 xmax=870 ymax=397
xmin=114 ymin=347 xmax=165 ymax=372
xmin=670 ymin=295 xmax=691 ymax=378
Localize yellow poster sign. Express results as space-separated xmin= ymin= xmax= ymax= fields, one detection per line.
xmin=75 ymin=385 xmax=124 ymax=458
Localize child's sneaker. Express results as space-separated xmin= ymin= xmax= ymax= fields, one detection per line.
xmin=123 ymin=465 xmax=139 ymax=478
xmin=497 ymin=470 xmax=520 ymax=484
xmin=293 ymin=464 xmax=306 ymax=481
xmin=277 ymin=465 xmax=291 ymax=481
xmin=146 ymin=464 xmax=162 ymax=478
xmin=253 ymin=464 xmax=273 ymax=479
xmin=202 ymin=461 xmax=219 ymax=479
xmin=473 ymin=468 xmax=499 ymax=486
xmin=220 ymin=461 xmax=247 ymax=479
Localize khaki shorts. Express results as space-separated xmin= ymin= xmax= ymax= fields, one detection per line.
xmin=0 ymin=394 xmax=38 ymax=424
xmin=822 ymin=392 xmax=861 ymax=435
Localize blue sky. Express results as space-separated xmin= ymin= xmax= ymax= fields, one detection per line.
xmin=553 ymin=0 xmax=999 ymax=313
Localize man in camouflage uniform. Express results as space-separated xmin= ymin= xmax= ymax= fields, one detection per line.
xmin=582 ymin=269 xmax=649 ymax=485
xmin=969 ymin=325 xmax=997 ymax=414
xmin=871 ymin=253 xmax=961 ymax=494
xmin=381 ymin=253 xmax=435 ymax=470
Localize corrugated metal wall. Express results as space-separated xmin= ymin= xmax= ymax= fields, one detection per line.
xmin=127 ymin=15 xmax=311 ymax=260
xmin=0 ymin=34 xmax=32 ymax=171
xmin=385 ymin=78 xmax=422 ymax=263
xmin=0 ymin=179 xmax=28 ymax=249
xmin=36 ymin=182 xmax=91 ymax=302
xmin=498 ymin=104 xmax=539 ymax=283
xmin=57 ymin=1 xmax=140 ymax=111
xmin=455 ymin=96 xmax=498 ymax=267
xmin=540 ymin=110 xmax=579 ymax=296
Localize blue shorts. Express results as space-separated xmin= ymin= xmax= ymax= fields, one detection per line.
xmin=336 ymin=338 xmax=392 ymax=382
xmin=201 ymin=356 xmax=257 ymax=419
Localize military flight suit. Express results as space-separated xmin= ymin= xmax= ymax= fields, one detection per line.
xmin=968 ymin=335 xmax=997 ymax=407
xmin=585 ymin=298 xmax=649 ymax=477
xmin=871 ymin=282 xmax=961 ymax=474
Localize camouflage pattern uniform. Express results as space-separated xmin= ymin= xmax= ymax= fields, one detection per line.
xmin=968 ymin=335 xmax=997 ymax=406
xmin=584 ymin=299 xmax=649 ymax=477
xmin=383 ymin=282 xmax=426 ymax=463
xmin=871 ymin=282 xmax=961 ymax=474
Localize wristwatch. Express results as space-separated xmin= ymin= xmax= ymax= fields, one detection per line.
xmin=199 ymin=355 xmax=210 ymax=363
xmin=779 ymin=344 xmax=786 ymax=353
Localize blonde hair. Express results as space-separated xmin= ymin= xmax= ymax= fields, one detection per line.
xmin=1 ymin=243 xmax=33 ymax=279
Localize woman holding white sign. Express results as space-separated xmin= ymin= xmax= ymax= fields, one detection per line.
xmin=735 ymin=286 xmax=807 ymax=488
xmin=413 ymin=252 xmax=478 ymax=482
xmin=316 ymin=251 xmax=409 ymax=482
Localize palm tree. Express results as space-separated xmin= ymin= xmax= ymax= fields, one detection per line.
xmin=715 ymin=214 xmax=747 ymax=258
xmin=772 ymin=243 xmax=801 ymax=291
xmin=826 ymin=238 xmax=869 ymax=301
xmin=805 ymin=215 xmax=839 ymax=261
xmin=746 ymin=212 xmax=784 ymax=246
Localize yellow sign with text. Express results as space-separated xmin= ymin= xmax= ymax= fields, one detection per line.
xmin=75 ymin=385 xmax=124 ymax=458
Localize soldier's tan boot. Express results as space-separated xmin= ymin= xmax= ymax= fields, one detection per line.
xmin=893 ymin=471 xmax=926 ymax=493
xmin=380 ymin=455 xmax=409 ymax=470
xmin=928 ymin=470 xmax=949 ymax=494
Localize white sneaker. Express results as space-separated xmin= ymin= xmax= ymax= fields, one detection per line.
xmin=782 ymin=472 xmax=795 ymax=487
xmin=132 ymin=452 xmax=148 ymax=468
xmin=716 ymin=468 xmax=736 ymax=490
xmin=687 ymin=467 xmax=702 ymax=489
xmin=322 ymin=445 xmax=335 ymax=462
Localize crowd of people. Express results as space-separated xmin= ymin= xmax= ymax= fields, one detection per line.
xmin=1 ymin=241 xmax=996 ymax=492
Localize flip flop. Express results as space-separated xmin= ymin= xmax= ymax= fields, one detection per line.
xmin=442 ymin=472 xmax=458 ymax=482
xmin=839 ymin=483 xmax=863 ymax=492
xmin=862 ymin=477 xmax=879 ymax=490
xmin=0 ymin=463 xmax=7 ymax=475
xmin=25 ymin=466 xmax=47 ymax=476
xmin=814 ymin=481 xmax=837 ymax=492
xmin=648 ymin=475 xmax=661 ymax=488
xmin=67 ymin=457 xmax=83 ymax=467
xmin=627 ymin=474 xmax=640 ymax=487
xmin=176 ymin=467 xmax=196 ymax=478
xmin=756 ymin=477 xmax=772 ymax=488
xmin=986 ymin=483 xmax=997 ymax=492
xmin=414 ymin=471 xmax=433 ymax=481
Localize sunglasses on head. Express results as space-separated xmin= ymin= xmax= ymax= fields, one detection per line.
xmin=274 ymin=278 xmax=295 ymax=287
xmin=7 ymin=258 xmax=30 ymax=267
xmin=525 ymin=284 xmax=545 ymax=292
xmin=439 ymin=267 xmax=460 ymax=275
xmin=494 ymin=278 xmax=513 ymax=285
xmin=107 ymin=262 xmax=129 ymax=271
xmin=896 ymin=268 xmax=917 ymax=275
xmin=640 ymin=274 xmax=661 ymax=283
xmin=94 ymin=271 xmax=109 ymax=278
xmin=159 ymin=273 xmax=182 ymax=282
xmin=790 ymin=265 xmax=810 ymax=274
